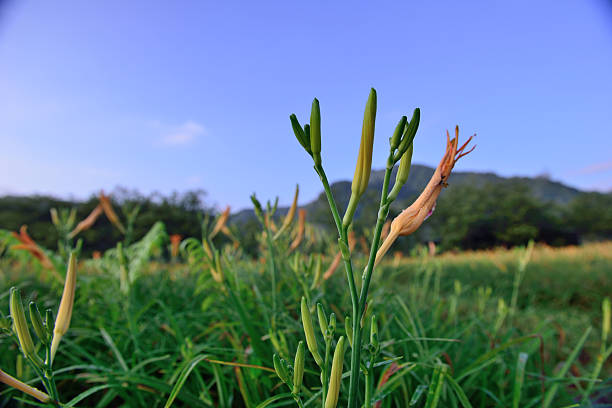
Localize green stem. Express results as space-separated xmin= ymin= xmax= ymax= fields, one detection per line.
xmin=347 ymin=157 xmax=394 ymax=408
xmin=364 ymin=363 xmax=373 ymax=408
xmin=314 ymin=164 xmax=359 ymax=310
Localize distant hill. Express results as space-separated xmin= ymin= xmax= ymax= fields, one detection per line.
xmin=232 ymin=164 xmax=583 ymax=223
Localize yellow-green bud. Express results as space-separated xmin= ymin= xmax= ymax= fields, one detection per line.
xmin=29 ymin=302 xmax=48 ymax=345
xmin=273 ymin=353 xmax=289 ymax=384
xmin=50 ymin=252 xmax=77 ymax=364
xmin=311 ymin=255 xmax=322 ymax=289
xmin=292 ymin=341 xmax=305 ymax=394
xmin=345 ymin=316 xmax=353 ymax=348
xmin=388 ymin=144 xmax=413 ymax=201
xmin=301 ymin=297 xmax=323 ymax=366
xmin=325 ymin=336 xmax=346 ymax=408
xmin=343 ymin=88 xmax=377 ymax=228
xmin=390 ymin=116 xmax=408 ymax=151
xmin=50 ymin=208 xmax=60 ymax=227
xmin=317 ymin=303 xmax=328 ymax=337
xmin=10 ymin=288 xmax=43 ymax=368
xmin=603 ymin=297 xmax=610 ymax=342
xmin=310 ymin=98 xmax=321 ymax=162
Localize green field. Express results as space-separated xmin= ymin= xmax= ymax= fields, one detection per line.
xmin=1 ymin=227 xmax=610 ymax=407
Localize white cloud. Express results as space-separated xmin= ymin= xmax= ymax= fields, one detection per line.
xmin=160 ymin=120 xmax=205 ymax=146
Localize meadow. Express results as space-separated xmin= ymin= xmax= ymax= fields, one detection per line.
xmin=1 ymin=90 xmax=610 ymax=407
xmin=0 ymin=214 xmax=610 ymax=407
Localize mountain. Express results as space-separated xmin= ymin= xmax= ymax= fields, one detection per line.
xmin=231 ymin=164 xmax=583 ymax=223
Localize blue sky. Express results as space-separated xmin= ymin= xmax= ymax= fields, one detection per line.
xmin=1 ymin=0 xmax=611 ymax=210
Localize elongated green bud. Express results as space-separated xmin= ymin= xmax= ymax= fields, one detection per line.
xmin=290 ymin=114 xmax=311 ymax=154
xmin=301 ymin=297 xmax=323 ymax=366
xmin=29 ymin=302 xmax=48 ymax=345
xmin=343 ymin=88 xmax=377 ymax=228
xmin=273 ymin=353 xmax=290 ymax=384
xmin=396 ymin=108 xmax=420 ymax=159
xmin=317 ymin=303 xmax=328 ymax=337
xmin=250 ymin=194 xmax=264 ymax=222
xmin=45 ymin=309 xmax=54 ymax=339
xmin=390 ymin=116 xmax=407 ymax=151
xmin=345 ymin=316 xmax=353 ymax=348
xmin=370 ymin=314 xmax=379 ymax=352
xmin=310 ymin=98 xmax=321 ymax=164
xmin=325 ymin=336 xmax=346 ymax=408
xmin=388 ymin=144 xmax=414 ymax=202
xmin=329 ymin=313 xmax=336 ymax=335
xmin=10 ymin=289 xmax=43 ymax=368
xmin=603 ymin=297 xmax=610 ymax=342
xmin=50 ymin=252 xmax=77 ymax=364
xmin=311 ymin=255 xmax=322 ymax=289
xmin=292 ymin=341 xmax=305 ymax=394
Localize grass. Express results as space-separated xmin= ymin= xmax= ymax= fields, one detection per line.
xmin=1 ymin=237 xmax=610 ymax=407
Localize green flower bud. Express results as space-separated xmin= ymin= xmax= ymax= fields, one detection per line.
xmin=9 ymin=288 xmax=43 ymax=368
xmin=325 ymin=336 xmax=346 ymax=408
xmin=370 ymin=314 xmax=379 ymax=353
xmin=301 ymin=297 xmax=323 ymax=366
xmin=390 ymin=116 xmax=408 ymax=151
xmin=28 ymin=302 xmax=48 ymax=345
xmin=317 ymin=303 xmax=329 ymax=338
xmin=310 ymin=255 xmax=322 ymax=289
xmin=388 ymin=144 xmax=413 ymax=202
xmin=329 ymin=313 xmax=336 ymax=335
xmin=290 ymin=114 xmax=312 ymax=155
xmin=396 ymin=108 xmax=420 ymax=159
xmin=345 ymin=316 xmax=353 ymax=348
xmin=292 ymin=341 xmax=305 ymax=394
xmin=310 ymin=98 xmax=321 ymax=159
xmin=273 ymin=353 xmax=290 ymax=384
xmin=44 ymin=309 xmax=54 ymax=339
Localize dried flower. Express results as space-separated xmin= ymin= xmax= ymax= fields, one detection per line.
xmin=375 ymin=126 xmax=475 ymax=265
xmin=69 ymin=204 xmax=103 ymax=238
xmin=99 ymin=192 xmax=125 ymax=233
xmin=209 ymin=206 xmax=231 ymax=239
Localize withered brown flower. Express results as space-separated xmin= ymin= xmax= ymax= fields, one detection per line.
xmin=375 ymin=126 xmax=475 ymax=265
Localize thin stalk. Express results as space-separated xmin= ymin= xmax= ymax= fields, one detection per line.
xmin=347 ymin=156 xmax=394 ymax=408
xmin=364 ymin=363 xmax=373 ymax=408
xmin=263 ymin=229 xmax=278 ymax=327
xmin=314 ymin=164 xmax=359 ymax=311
